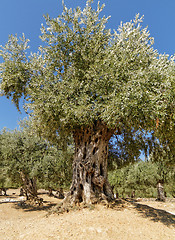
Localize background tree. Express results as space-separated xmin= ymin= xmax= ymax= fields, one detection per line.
xmin=108 ymin=160 xmax=175 ymax=198
xmin=37 ymin=138 xmax=73 ymax=193
xmin=0 ymin=133 xmax=9 ymax=194
xmin=0 ymin=122 xmax=47 ymax=200
xmin=0 ymin=0 xmax=174 ymax=204
xmin=0 ymin=119 xmax=73 ymax=200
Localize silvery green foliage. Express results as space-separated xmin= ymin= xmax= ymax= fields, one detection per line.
xmin=0 ymin=121 xmax=48 ymax=184
xmin=0 ymin=34 xmax=30 ymax=110
xmin=0 ymin=119 xmax=73 ymax=188
xmin=0 ymin=0 xmax=174 ymax=138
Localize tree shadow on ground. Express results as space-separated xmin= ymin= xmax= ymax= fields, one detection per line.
xmin=13 ymin=201 xmax=57 ymax=212
xmin=131 ymin=202 xmax=175 ymax=227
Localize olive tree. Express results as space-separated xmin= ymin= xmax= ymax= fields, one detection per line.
xmin=0 ymin=122 xmax=48 ymax=200
xmin=0 ymin=119 xmax=73 ymax=200
xmin=0 ymin=0 xmax=174 ymax=204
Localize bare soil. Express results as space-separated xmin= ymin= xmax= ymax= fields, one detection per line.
xmin=0 ymin=189 xmax=175 ymax=240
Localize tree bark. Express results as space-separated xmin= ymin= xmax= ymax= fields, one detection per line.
xmin=157 ymin=181 xmax=166 ymax=202
xmin=20 ymin=172 xmax=38 ymax=201
xmin=65 ymin=121 xmax=115 ymax=205
xmin=19 ymin=187 xmax=24 ymax=196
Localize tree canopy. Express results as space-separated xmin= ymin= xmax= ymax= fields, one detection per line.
xmin=0 ymin=0 xmax=174 ymax=139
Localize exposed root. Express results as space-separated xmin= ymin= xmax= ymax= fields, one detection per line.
xmin=62 ymin=189 xmax=114 ymax=206
xmin=25 ymin=196 xmax=43 ymax=207
xmin=49 ymin=197 xmax=127 ymax=215
xmin=49 ymin=202 xmax=96 ymax=215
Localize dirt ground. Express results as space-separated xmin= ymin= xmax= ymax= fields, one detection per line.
xmin=0 ymin=189 xmax=175 ymax=240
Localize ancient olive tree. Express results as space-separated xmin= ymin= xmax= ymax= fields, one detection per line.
xmin=0 ymin=1 xmax=174 ymax=204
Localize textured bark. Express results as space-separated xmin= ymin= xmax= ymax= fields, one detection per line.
xmin=65 ymin=121 xmax=115 ymax=205
xmin=19 ymin=187 xmax=24 ymax=196
xmin=157 ymin=182 xmax=166 ymax=202
xmin=20 ymin=172 xmax=38 ymax=201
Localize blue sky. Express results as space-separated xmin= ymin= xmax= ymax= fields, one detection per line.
xmin=0 ymin=0 xmax=175 ymax=130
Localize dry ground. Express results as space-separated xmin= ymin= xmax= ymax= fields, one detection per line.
xmin=0 ymin=189 xmax=175 ymax=240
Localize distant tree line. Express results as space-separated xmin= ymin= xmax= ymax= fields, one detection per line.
xmin=108 ymin=160 xmax=175 ymax=199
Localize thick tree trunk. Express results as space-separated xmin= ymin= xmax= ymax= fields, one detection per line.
xmin=20 ymin=172 xmax=38 ymax=201
xmin=66 ymin=121 xmax=115 ymax=205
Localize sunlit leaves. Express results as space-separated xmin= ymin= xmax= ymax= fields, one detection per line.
xmin=0 ymin=34 xmax=30 ymax=110
xmin=0 ymin=0 xmax=174 ymax=143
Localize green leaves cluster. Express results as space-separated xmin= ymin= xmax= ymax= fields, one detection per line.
xmin=0 ymin=119 xmax=73 ymax=189
xmin=0 ymin=34 xmax=30 ymax=110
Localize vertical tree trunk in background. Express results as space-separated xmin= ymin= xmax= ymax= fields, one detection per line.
xmin=48 ymin=187 xmax=53 ymax=196
xmin=55 ymin=188 xmax=65 ymax=199
xmin=66 ymin=121 xmax=115 ymax=204
xmin=0 ymin=188 xmax=7 ymax=196
xmin=20 ymin=172 xmax=38 ymax=201
xmin=157 ymin=181 xmax=166 ymax=202
xmin=19 ymin=187 xmax=24 ymax=196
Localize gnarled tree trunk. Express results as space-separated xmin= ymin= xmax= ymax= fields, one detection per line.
xmin=20 ymin=172 xmax=38 ymax=201
xmin=66 ymin=121 xmax=115 ymax=205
